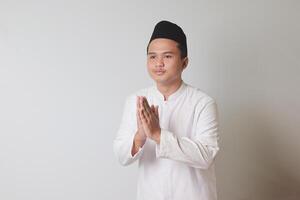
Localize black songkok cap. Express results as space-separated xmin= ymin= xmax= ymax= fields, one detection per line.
xmin=148 ymin=20 xmax=187 ymax=57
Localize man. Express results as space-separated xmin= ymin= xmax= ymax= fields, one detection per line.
xmin=113 ymin=20 xmax=220 ymax=200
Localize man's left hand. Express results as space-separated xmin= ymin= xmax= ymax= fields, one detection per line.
xmin=138 ymin=96 xmax=161 ymax=144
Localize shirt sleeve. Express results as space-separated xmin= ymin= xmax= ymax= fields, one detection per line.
xmin=155 ymin=99 xmax=220 ymax=169
xmin=113 ymin=95 xmax=145 ymax=166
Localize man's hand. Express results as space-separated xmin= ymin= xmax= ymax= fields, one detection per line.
xmin=136 ymin=96 xmax=147 ymax=141
xmin=138 ymin=96 xmax=161 ymax=144
xmin=131 ymin=96 xmax=147 ymax=156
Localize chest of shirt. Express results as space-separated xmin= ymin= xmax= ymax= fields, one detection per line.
xmin=148 ymin=96 xmax=198 ymax=138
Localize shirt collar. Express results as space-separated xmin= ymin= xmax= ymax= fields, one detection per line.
xmin=153 ymin=81 xmax=187 ymax=102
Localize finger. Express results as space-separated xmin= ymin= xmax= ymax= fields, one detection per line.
xmin=151 ymin=105 xmax=155 ymax=113
xmin=136 ymin=96 xmax=139 ymax=113
xmin=137 ymin=106 xmax=142 ymax=124
xmin=140 ymin=97 xmax=146 ymax=112
xmin=155 ymin=106 xmax=159 ymax=119
xmin=142 ymin=97 xmax=152 ymax=118
xmin=143 ymin=97 xmax=152 ymax=112
xmin=136 ymin=96 xmax=140 ymax=109
xmin=137 ymin=96 xmax=142 ymax=115
xmin=138 ymin=99 xmax=145 ymax=120
xmin=151 ymin=105 xmax=159 ymax=119
xmin=151 ymin=105 xmax=157 ymax=119
xmin=140 ymin=109 xmax=149 ymax=124
xmin=141 ymin=96 xmax=148 ymax=109
xmin=142 ymin=107 xmax=150 ymax=121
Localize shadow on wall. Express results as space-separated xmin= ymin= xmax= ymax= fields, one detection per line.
xmin=216 ymin=99 xmax=300 ymax=200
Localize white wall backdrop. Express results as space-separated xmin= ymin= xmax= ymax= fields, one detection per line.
xmin=1 ymin=0 xmax=299 ymax=200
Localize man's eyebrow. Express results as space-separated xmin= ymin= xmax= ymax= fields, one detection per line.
xmin=147 ymin=51 xmax=175 ymax=55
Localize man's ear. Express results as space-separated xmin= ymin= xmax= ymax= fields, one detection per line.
xmin=182 ymin=57 xmax=189 ymax=70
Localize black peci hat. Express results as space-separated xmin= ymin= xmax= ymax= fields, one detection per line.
xmin=147 ymin=20 xmax=187 ymax=57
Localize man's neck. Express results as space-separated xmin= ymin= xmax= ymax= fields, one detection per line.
xmin=156 ymin=79 xmax=183 ymax=101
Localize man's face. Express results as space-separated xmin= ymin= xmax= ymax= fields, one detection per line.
xmin=147 ymin=38 xmax=188 ymax=85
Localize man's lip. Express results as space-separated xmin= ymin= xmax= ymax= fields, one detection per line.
xmin=155 ymin=71 xmax=166 ymax=75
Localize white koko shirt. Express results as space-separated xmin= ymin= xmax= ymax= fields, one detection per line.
xmin=113 ymin=81 xmax=220 ymax=200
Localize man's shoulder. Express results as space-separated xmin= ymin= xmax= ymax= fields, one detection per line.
xmin=185 ymin=84 xmax=215 ymax=104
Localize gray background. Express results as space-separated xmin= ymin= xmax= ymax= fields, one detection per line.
xmin=1 ymin=0 xmax=299 ymax=199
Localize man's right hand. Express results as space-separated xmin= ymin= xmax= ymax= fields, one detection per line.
xmin=136 ymin=96 xmax=147 ymax=141
xmin=131 ymin=96 xmax=147 ymax=156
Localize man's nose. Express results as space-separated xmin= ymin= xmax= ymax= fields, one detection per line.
xmin=155 ymin=57 xmax=164 ymax=67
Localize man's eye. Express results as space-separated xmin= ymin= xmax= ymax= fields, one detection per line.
xmin=165 ymin=55 xmax=172 ymax=58
xmin=149 ymin=56 xmax=156 ymax=59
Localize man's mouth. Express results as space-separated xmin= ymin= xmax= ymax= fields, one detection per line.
xmin=155 ymin=70 xmax=166 ymax=75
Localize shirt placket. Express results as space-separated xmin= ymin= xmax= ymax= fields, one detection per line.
xmin=160 ymin=100 xmax=174 ymax=200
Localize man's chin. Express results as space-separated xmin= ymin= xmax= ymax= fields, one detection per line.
xmin=150 ymin=74 xmax=174 ymax=85
xmin=153 ymin=78 xmax=170 ymax=85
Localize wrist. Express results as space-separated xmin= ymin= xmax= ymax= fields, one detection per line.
xmin=136 ymin=132 xmax=146 ymax=141
xmin=131 ymin=133 xmax=146 ymax=156
xmin=152 ymin=129 xmax=161 ymax=144
xmin=135 ymin=132 xmax=146 ymax=145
